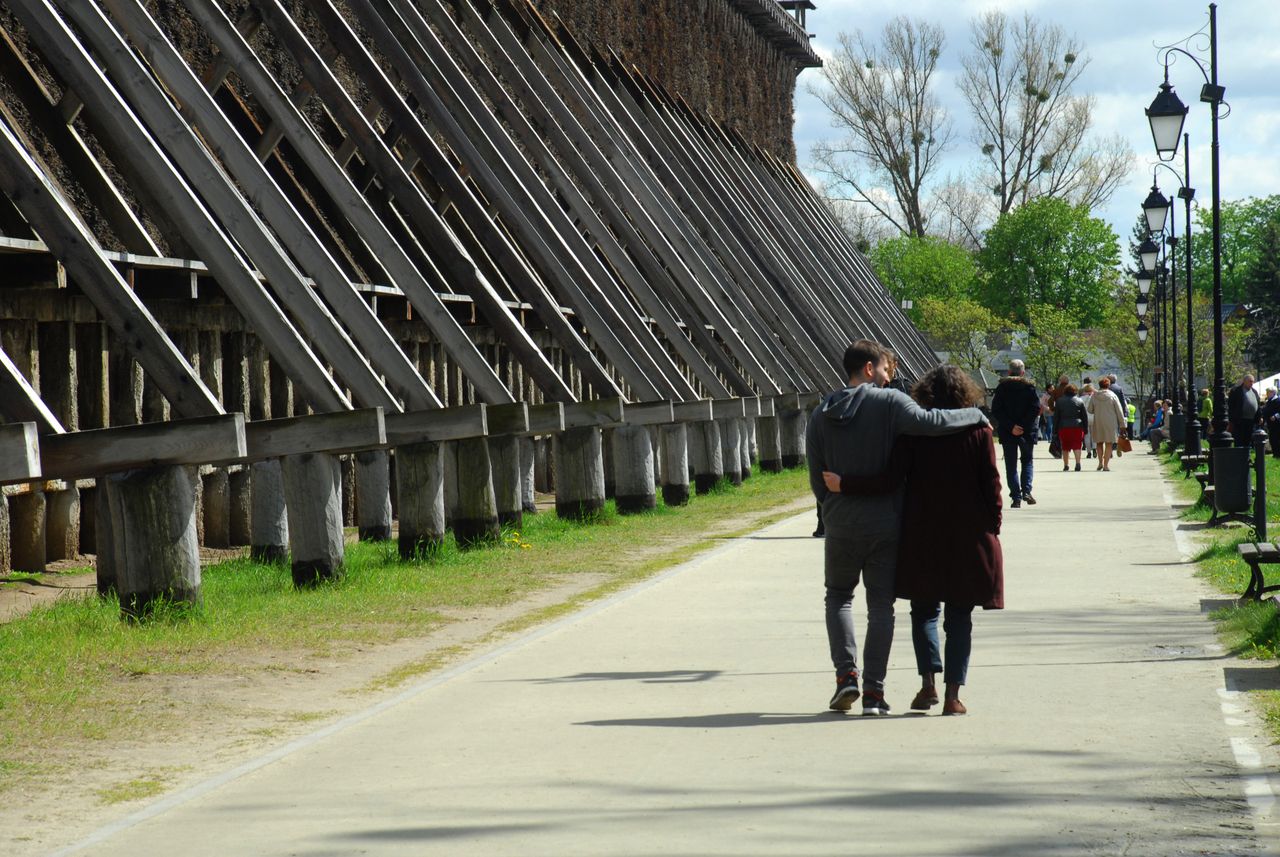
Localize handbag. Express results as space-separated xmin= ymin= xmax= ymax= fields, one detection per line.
xmin=1117 ymin=433 xmax=1132 ymax=453
xmin=1048 ymin=434 xmax=1061 ymax=457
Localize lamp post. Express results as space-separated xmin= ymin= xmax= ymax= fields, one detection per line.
xmin=1148 ymin=3 xmax=1230 ymax=451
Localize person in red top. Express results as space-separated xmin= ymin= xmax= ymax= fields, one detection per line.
xmin=823 ymin=365 xmax=1004 ymax=715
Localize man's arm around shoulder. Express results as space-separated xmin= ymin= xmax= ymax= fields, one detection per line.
xmin=890 ymin=388 xmax=988 ymax=436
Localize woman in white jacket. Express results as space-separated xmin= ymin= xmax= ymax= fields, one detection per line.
xmin=1086 ymin=377 xmax=1127 ymax=471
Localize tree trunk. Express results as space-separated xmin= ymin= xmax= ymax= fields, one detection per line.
xmin=228 ymin=468 xmax=252 ymax=546
xmin=9 ymin=491 xmax=45 ymax=573
xmin=553 ymin=426 xmax=606 ymax=519
xmin=105 ymin=465 xmax=201 ymax=618
xmin=690 ymin=420 xmax=724 ymax=494
xmin=488 ymin=435 xmax=523 ymax=529
xmin=395 ymin=441 xmax=446 ymax=560
xmin=355 ymin=449 xmax=393 ymax=541
xmin=446 ymin=438 xmax=499 ymax=547
xmin=780 ymin=410 xmax=808 ymax=468
xmin=659 ymin=423 xmax=690 ymax=506
xmin=519 ymin=437 xmax=538 ymax=513
xmin=45 ymin=486 xmax=80 ymax=560
xmin=612 ymin=424 xmax=656 ymax=513
xmin=201 ymin=470 xmax=231 ymax=548
xmin=756 ymin=416 xmax=783 ymax=472
xmin=282 ymin=452 xmax=344 ymax=586
xmin=250 ymin=459 xmax=289 ymax=563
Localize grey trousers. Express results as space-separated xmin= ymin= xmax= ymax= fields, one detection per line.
xmin=823 ymin=534 xmax=898 ymax=692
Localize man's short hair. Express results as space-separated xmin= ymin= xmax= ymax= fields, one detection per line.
xmin=843 ymin=339 xmax=888 ymax=379
xmin=1109 ymin=373 xmax=1119 ymax=383
xmin=1007 ymin=359 xmax=1025 ymax=376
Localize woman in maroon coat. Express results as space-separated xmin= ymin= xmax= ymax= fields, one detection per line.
xmin=823 ymin=365 xmax=1003 ymax=715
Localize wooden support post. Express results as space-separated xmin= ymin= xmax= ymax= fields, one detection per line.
xmin=779 ymin=411 xmax=807 ymax=469
xmin=601 ymin=428 xmax=617 ymax=500
xmin=201 ymin=469 xmax=231 ymax=548
xmin=94 ymin=485 xmax=114 ymax=594
xmin=108 ymin=331 xmax=142 ymax=427
xmin=519 ymin=437 xmax=537 ymax=514
xmin=488 ymin=435 xmax=523 ymax=529
xmin=9 ymin=490 xmax=45 ymax=572
xmin=0 ymin=492 xmax=9 ymax=572
xmin=395 ymin=441 xmax=445 ymax=559
xmin=719 ymin=418 xmax=743 ymax=486
xmin=690 ymin=421 xmax=724 ymax=494
xmin=612 ymin=424 xmax=656 ymax=514
xmin=250 ymin=459 xmax=289 ymax=563
xmin=659 ymin=423 xmax=690 ymax=506
xmin=757 ymin=416 xmax=783 ymax=473
xmin=282 ymin=452 xmax=344 ymax=586
xmin=104 ymin=465 xmax=201 ymax=618
xmin=45 ymin=486 xmax=79 ymax=561
xmin=553 ymin=426 xmax=606 ymax=520
xmin=228 ymin=468 xmax=252 ymax=546
xmin=76 ymin=322 xmax=108 ymax=430
xmin=446 ymin=437 xmax=499 ymax=547
xmin=534 ymin=437 xmax=552 ymax=493
xmin=79 ymin=484 xmax=98 ymax=556
xmin=739 ymin=418 xmax=753 ymax=481
xmin=38 ymin=320 xmax=77 ymax=431
xmin=340 ymin=455 xmax=357 ymax=528
xmin=354 ymin=449 xmax=392 ymax=541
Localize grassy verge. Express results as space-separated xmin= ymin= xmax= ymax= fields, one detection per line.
xmin=0 ymin=466 xmax=810 ymax=781
xmin=1158 ymin=446 xmax=1280 ymax=738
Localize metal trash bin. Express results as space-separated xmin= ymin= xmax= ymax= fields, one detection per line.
xmin=1168 ymin=413 xmax=1185 ymax=444
xmin=1212 ymin=446 xmax=1251 ymax=513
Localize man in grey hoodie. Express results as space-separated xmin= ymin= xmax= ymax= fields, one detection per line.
xmin=807 ymin=340 xmax=988 ymax=715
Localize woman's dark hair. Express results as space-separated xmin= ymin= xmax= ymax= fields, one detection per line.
xmin=911 ymin=365 xmax=984 ymax=410
xmin=1064 ymin=383 xmax=1078 ymax=395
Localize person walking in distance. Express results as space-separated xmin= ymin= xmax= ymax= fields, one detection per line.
xmin=807 ymin=340 xmax=987 ymax=716
xmin=1086 ymin=376 xmax=1127 ymax=471
xmin=1054 ymin=384 xmax=1088 ymax=471
xmin=1227 ymin=374 xmax=1261 ymax=447
xmin=1262 ymin=389 xmax=1280 ymax=459
xmin=1108 ymin=375 xmax=1128 ymax=456
xmin=990 ymin=360 xmax=1040 ymax=508
xmin=823 ymin=366 xmax=1004 ymax=716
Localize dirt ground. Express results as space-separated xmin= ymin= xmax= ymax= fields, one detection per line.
xmin=1 ymin=495 xmax=811 ymax=856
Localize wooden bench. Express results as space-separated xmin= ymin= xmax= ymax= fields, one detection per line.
xmin=1238 ymin=543 xmax=1280 ymax=602
xmin=1195 ymin=472 xmax=1212 ymax=501
xmin=1181 ymin=453 xmax=1208 ymax=477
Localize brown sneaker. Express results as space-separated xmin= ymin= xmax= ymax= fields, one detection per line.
xmin=910 ymin=687 xmax=939 ymax=710
xmin=942 ymin=698 xmax=967 ymax=716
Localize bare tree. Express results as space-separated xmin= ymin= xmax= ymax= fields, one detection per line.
xmin=959 ymin=11 xmax=1132 ymax=214
xmin=809 ymin=17 xmax=952 ymax=238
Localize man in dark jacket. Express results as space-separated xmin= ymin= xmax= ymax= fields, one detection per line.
xmin=1227 ymin=374 xmax=1261 ymax=447
xmin=990 ymin=360 xmax=1041 ymax=508
xmin=807 ymin=340 xmax=987 ymax=716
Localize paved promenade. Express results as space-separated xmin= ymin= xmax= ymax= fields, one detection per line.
xmin=55 ymin=448 xmax=1278 ymax=856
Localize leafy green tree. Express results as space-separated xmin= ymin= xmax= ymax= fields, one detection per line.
xmin=975 ymin=197 xmax=1120 ymax=326
xmin=1096 ymin=301 xmax=1156 ymax=406
xmin=1023 ymin=302 xmax=1090 ymax=388
xmin=1187 ymin=195 xmax=1280 ymax=303
xmin=915 ymin=296 xmax=1007 ymax=372
xmin=868 ymin=235 xmax=979 ymax=317
xmin=1243 ymin=216 xmax=1280 ymax=374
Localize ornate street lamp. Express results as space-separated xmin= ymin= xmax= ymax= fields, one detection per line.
xmin=1139 ymin=237 xmax=1161 ymax=272
xmin=1137 ymin=295 xmax=1149 ymax=318
xmin=1137 ymin=321 xmax=1149 ymax=342
xmin=1151 ymin=3 xmax=1230 ymax=451
xmin=1136 ymin=269 xmax=1154 ymax=296
xmin=1143 ymin=184 xmax=1171 ymax=235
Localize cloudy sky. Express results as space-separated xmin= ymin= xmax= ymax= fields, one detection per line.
xmin=793 ymin=0 xmax=1280 ymax=248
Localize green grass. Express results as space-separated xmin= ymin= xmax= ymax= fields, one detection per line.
xmin=0 ymin=467 xmax=809 ymax=779
xmin=1157 ymin=446 xmax=1280 ymax=526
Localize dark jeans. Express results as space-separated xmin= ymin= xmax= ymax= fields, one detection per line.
xmin=911 ymin=601 xmax=974 ymax=685
xmin=1000 ymin=434 xmax=1034 ymax=500
xmin=823 ymin=534 xmax=897 ymax=693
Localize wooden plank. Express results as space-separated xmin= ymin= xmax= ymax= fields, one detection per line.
xmin=245 ymin=408 xmax=386 ymax=461
xmin=0 ymin=346 xmax=65 ymax=434
xmin=486 ymin=402 xmax=531 ymax=436
xmin=711 ymin=398 xmax=746 ymax=420
xmin=384 ymin=404 xmax=487 ymax=446
xmin=624 ymin=400 xmax=675 ymax=426
xmin=39 ymin=0 xmax=396 ymax=412
xmin=37 ymin=414 xmax=247 ymax=481
xmin=758 ymin=397 xmax=777 ymax=418
xmin=91 ymin=0 xmax=436 ymax=411
xmin=180 ymin=0 xmax=581 ymax=404
xmin=292 ymin=0 xmax=664 ymax=400
xmin=4 ymin=0 xmax=350 ymax=413
xmin=0 ymin=422 xmax=40 ymax=482
xmin=672 ymin=400 xmax=714 ymax=422
xmin=526 ymin=402 xmax=566 ymax=435
xmin=563 ymin=397 xmax=626 ymax=429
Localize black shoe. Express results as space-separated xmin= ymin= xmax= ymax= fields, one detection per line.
xmin=1075 ymin=463 xmax=1081 ymax=472
xmin=829 ymin=671 xmax=860 ymax=711
xmin=1023 ymin=494 xmax=1036 ymax=505
xmin=812 ymin=528 xmax=825 ymax=538
xmin=862 ymin=690 xmax=891 ymax=716
xmin=1011 ymin=498 xmax=1021 ymax=508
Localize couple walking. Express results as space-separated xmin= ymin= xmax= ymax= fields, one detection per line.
xmin=807 ymin=341 xmax=1004 ymax=717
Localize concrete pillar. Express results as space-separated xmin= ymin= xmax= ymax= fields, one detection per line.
xmin=105 ymin=465 xmax=201 ymax=618
xmin=282 ymin=452 xmax=345 ymax=586
xmin=446 ymin=438 xmax=499 ymax=547
xmin=354 ymin=450 xmax=393 ymax=541
xmin=395 ymin=441 xmax=446 ymax=559
xmin=613 ymin=424 xmax=656 ymax=513
xmin=489 ymin=435 xmax=523 ymax=529
xmin=45 ymin=487 xmax=80 ymax=561
xmin=9 ymin=490 xmax=46 ymax=573
xmin=201 ymin=469 xmax=231 ymax=549
xmin=519 ymin=437 xmax=538 ymax=514
xmin=250 ymin=459 xmax=289 ymax=563
xmin=756 ymin=416 xmax=783 ymax=473
xmin=659 ymin=424 xmax=690 ymax=507
xmin=553 ymin=427 xmax=606 ymax=520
